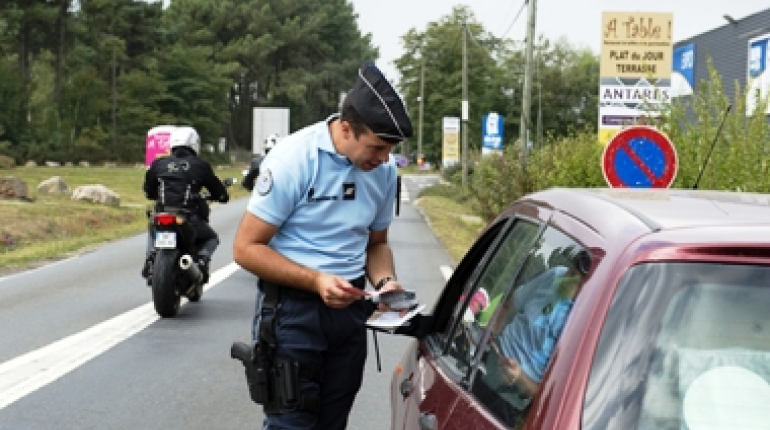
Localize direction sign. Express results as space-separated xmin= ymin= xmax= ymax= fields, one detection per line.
xmin=602 ymin=125 xmax=678 ymax=188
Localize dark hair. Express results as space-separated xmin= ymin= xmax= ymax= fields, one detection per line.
xmin=340 ymin=99 xmax=368 ymax=138
xmin=340 ymin=98 xmax=401 ymax=144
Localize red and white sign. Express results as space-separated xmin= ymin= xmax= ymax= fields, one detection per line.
xmin=602 ymin=126 xmax=677 ymax=188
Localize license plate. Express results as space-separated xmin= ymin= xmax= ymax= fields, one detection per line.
xmin=155 ymin=231 xmax=177 ymax=248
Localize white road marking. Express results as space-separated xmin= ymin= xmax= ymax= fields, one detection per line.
xmin=440 ymin=265 xmax=453 ymax=281
xmin=0 ymin=262 xmax=241 ymax=410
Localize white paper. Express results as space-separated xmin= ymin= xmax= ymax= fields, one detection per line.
xmin=366 ymin=304 xmax=425 ymax=331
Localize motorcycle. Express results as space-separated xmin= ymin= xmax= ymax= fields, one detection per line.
xmin=144 ymin=178 xmax=235 ymax=317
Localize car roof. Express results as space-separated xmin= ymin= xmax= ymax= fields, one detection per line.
xmin=507 ymin=187 xmax=770 ymax=245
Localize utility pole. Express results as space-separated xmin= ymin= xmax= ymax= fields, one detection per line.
xmin=461 ymin=21 xmax=469 ymax=188
xmin=418 ymin=59 xmax=425 ymax=165
xmin=519 ymin=0 xmax=537 ymax=166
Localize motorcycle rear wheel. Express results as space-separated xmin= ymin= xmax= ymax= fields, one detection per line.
xmin=151 ymin=249 xmax=181 ymax=317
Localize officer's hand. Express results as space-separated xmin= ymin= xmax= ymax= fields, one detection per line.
xmin=375 ymin=280 xmax=403 ymax=312
xmin=317 ymin=274 xmax=366 ymax=309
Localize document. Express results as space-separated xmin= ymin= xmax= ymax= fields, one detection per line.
xmin=366 ymin=304 xmax=426 ymax=331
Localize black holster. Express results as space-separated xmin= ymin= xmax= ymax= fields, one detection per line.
xmin=231 ymin=281 xmax=322 ymax=414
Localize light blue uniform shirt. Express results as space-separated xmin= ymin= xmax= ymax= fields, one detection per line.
xmin=246 ymin=115 xmax=397 ymax=280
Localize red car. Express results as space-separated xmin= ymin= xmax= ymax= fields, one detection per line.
xmin=391 ymin=188 xmax=770 ymax=430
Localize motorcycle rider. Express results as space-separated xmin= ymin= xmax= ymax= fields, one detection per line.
xmin=142 ymin=126 xmax=230 ymax=285
xmin=243 ymin=134 xmax=279 ymax=192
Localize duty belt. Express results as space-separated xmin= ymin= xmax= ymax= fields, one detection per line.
xmin=259 ymin=275 xmax=366 ymax=301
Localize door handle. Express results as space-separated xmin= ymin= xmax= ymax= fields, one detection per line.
xmin=418 ymin=412 xmax=437 ymax=430
xmin=399 ymin=378 xmax=413 ymax=398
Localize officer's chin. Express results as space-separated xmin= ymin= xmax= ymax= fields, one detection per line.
xmin=359 ymin=161 xmax=379 ymax=171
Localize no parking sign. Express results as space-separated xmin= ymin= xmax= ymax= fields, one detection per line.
xmin=602 ymin=126 xmax=678 ymax=188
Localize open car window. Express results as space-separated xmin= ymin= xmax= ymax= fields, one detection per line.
xmin=435 ymin=218 xmax=541 ymax=380
xmin=469 ymin=226 xmax=590 ymax=429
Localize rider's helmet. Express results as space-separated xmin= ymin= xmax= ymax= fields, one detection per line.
xmin=169 ymin=126 xmax=201 ymax=155
xmin=264 ymin=134 xmax=279 ymax=154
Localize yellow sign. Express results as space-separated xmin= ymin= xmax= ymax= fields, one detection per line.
xmin=600 ymin=12 xmax=673 ymax=79
xmin=443 ymin=132 xmax=459 ymax=159
xmin=442 ymin=117 xmax=460 ymax=167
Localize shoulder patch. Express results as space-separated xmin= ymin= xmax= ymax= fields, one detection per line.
xmin=256 ymin=168 xmax=273 ymax=195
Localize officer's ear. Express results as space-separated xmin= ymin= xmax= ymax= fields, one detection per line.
xmin=339 ymin=120 xmax=353 ymax=139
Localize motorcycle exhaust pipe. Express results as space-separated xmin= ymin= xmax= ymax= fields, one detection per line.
xmin=179 ymin=254 xmax=203 ymax=284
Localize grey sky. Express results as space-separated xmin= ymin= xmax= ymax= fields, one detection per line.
xmin=350 ymin=0 xmax=769 ymax=85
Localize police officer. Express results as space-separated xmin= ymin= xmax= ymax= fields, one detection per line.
xmin=142 ymin=126 xmax=229 ymax=284
xmin=232 ymin=62 xmax=412 ymax=430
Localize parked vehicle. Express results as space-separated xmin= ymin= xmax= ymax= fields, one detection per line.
xmin=145 ymin=178 xmax=235 ymax=317
xmin=391 ymin=188 xmax=770 ymax=430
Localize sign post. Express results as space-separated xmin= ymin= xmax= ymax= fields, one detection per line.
xmin=602 ymin=125 xmax=677 ymax=188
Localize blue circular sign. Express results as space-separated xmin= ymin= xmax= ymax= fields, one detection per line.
xmin=602 ymin=126 xmax=678 ymax=188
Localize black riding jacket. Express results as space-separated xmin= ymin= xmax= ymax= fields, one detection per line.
xmin=143 ymin=147 xmax=229 ymax=219
xmin=242 ymin=154 xmax=265 ymax=191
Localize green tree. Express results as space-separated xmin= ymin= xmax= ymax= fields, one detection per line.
xmin=530 ymin=38 xmax=598 ymax=144
xmin=396 ymin=5 xmax=508 ymax=165
xmin=166 ymin=0 xmax=377 ymax=150
xmin=657 ymin=59 xmax=770 ymax=191
xmin=395 ymin=8 xmax=599 ymax=165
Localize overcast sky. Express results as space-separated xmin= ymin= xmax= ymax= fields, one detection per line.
xmin=350 ymin=0 xmax=769 ymax=85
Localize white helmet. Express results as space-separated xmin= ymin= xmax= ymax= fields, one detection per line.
xmin=169 ymin=126 xmax=201 ymax=155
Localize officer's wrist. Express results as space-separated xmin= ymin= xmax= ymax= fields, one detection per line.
xmin=374 ymin=276 xmax=395 ymax=291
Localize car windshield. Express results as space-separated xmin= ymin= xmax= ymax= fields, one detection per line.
xmin=584 ymin=262 xmax=770 ymax=430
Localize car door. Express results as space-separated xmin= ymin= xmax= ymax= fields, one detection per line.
xmin=399 ymin=212 xmax=545 ymax=430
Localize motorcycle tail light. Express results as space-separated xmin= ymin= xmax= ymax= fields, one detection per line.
xmin=154 ymin=213 xmax=176 ymax=226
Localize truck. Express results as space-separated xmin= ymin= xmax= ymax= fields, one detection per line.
xmin=252 ymin=107 xmax=290 ymax=155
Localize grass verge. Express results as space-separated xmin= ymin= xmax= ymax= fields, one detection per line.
xmin=0 ymin=165 xmax=248 ymax=272
xmin=413 ymin=183 xmax=485 ymax=265
xmin=0 ymin=165 xmax=480 ymax=274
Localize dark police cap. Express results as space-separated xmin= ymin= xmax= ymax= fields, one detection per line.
xmin=347 ymin=62 xmax=413 ymax=142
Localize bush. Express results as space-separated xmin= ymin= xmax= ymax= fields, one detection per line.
xmin=469 ymin=127 xmax=605 ymax=222
xmin=0 ymin=154 xmax=14 ymax=169
xmin=465 ymin=59 xmax=770 ymax=223
xmin=656 ymin=59 xmax=770 ymax=192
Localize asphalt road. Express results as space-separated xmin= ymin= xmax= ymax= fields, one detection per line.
xmin=0 ymin=173 xmax=453 ymax=430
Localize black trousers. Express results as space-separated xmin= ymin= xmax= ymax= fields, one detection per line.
xmin=254 ymin=277 xmax=369 ymax=430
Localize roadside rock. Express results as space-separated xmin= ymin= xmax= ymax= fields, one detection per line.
xmin=37 ymin=176 xmax=70 ymax=194
xmin=71 ymin=184 xmax=120 ymax=206
xmin=0 ymin=176 xmax=28 ymax=200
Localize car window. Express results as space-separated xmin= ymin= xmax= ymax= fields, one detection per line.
xmin=583 ymin=262 xmax=770 ymax=430
xmin=439 ymin=219 xmax=540 ymax=379
xmin=470 ymin=227 xmax=589 ymax=429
